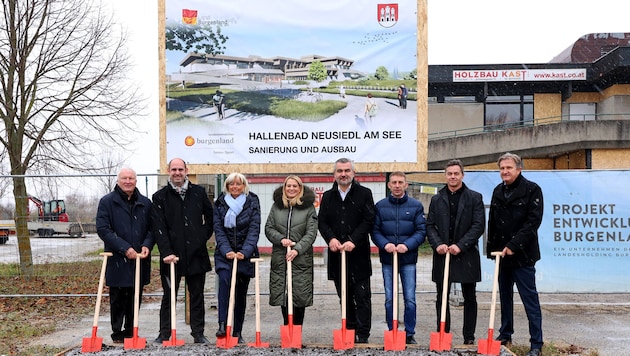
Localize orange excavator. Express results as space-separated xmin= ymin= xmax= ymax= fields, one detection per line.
xmin=28 ymin=195 xmax=69 ymax=222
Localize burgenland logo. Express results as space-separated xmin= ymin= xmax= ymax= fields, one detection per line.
xmin=378 ymin=3 xmax=398 ymax=28
xmin=184 ymin=136 xmax=195 ymax=146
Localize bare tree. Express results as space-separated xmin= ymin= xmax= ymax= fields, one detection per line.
xmin=0 ymin=0 xmax=143 ymax=275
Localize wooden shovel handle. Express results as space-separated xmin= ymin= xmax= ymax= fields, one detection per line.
xmin=226 ymin=257 xmax=238 ymax=328
xmin=439 ymin=251 xmax=451 ymax=323
xmin=488 ymin=252 xmax=502 ymax=329
xmin=92 ymin=252 xmax=113 ymax=328
xmin=251 ymin=258 xmax=264 ymax=332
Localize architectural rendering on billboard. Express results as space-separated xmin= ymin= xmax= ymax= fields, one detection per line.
xmin=163 ymin=1 xmax=419 ymax=166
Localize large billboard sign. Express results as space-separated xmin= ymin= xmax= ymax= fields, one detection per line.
xmin=467 ymin=170 xmax=630 ymax=293
xmin=161 ymin=0 xmax=425 ymax=173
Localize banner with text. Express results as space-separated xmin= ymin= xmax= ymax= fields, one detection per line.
xmin=164 ymin=0 xmax=418 ymax=164
xmin=465 ymin=170 xmax=630 ymax=293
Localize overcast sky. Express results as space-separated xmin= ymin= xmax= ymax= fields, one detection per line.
xmin=110 ymin=0 xmax=630 ymax=176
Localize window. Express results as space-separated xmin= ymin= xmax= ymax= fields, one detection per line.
xmin=485 ymin=95 xmax=533 ymax=127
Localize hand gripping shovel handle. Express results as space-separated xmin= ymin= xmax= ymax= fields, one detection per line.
xmin=81 ymin=252 xmax=112 ymax=353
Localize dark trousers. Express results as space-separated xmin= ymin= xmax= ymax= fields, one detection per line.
xmin=159 ymin=272 xmax=206 ymax=338
xmin=217 ymin=269 xmax=250 ymax=334
xmin=281 ymin=305 xmax=306 ymax=325
xmin=333 ymin=276 xmax=371 ymax=340
xmin=498 ymin=265 xmax=543 ymax=349
xmin=435 ymin=282 xmax=477 ymax=341
xmin=109 ymin=286 xmax=142 ymax=340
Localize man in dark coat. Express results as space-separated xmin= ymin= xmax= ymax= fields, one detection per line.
xmin=318 ymin=157 xmax=375 ymax=343
xmin=96 ymin=167 xmax=154 ymax=343
xmin=426 ymin=159 xmax=485 ymax=345
xmin=151 ymin=158 xmax=214 ymax=344
xmin=487 ymin=152 xmax=543 ymax=356
xmin=372 ymin=171 xmax=426 ymax=345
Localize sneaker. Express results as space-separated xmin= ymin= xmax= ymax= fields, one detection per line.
xmin=464 ymin=339 xmax=475 ymax=345
xmin=526 ymin=349 xmax=542 ymax=356
xmin=406 ymin=335 xmax=417 ymax=344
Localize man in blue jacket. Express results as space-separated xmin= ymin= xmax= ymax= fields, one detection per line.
xmin=96 ymin=167 xmax=154 ymax=344
xmin=372 ymin=171 xmax=426 ymax=344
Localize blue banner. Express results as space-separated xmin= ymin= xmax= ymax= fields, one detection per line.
xmin=465 ymin=170 xmax=630 ymax=293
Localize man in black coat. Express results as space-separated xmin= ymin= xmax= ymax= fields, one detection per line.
xmin=318 ymin=157 xmax=375 ymax=343
xmin=151 ymin=158 xmax=214 ymax=344
xmin=426 ymin=159 xmax=485 ymax=345
xmin=487 ymin=152 xmax=544 ymax=356
xmin=97 ymin=167 xmax=154 ymax=344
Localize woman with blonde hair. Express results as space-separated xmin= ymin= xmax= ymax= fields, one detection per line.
xmin=265 ymin=175 xmax=318 ymax=327
xmin=213 ymin=172 xmax=261 ymax=343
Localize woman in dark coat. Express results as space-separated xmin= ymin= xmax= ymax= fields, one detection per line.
xmin=213 ymin=172 xmax=260 ymax=343
xmin=265 ymin=175 xmax=317 ymax=326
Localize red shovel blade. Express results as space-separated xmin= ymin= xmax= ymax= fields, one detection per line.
xmin=247 ymin=331 xmax=270 ymax=348
xmin=384 ymin=321 xmax=406 ymax=351
xmin=478 ymin=329 xmax=501 ymax=355
xmin=333 ymin=319 xmax=355 ymax=350
xmin=216 ymin=325 xmax=239 ymax=349
xmin=163 ymin=329 xmax=185 ymax=346
xmin=429 ymin=321 xmax=452 ymax=351
xmin=123 ymin=327 xmax=146 ymax=350
xmin=81 ymin=327 xmax=102 ymax=353
xmin=280 ymin=323 xmax=302 ymax=348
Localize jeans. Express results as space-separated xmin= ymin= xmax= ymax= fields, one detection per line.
xmin=382 ymin=263 xmax=416 ymax=336
xmin=498 ymin=265 xmax=543 ymax=350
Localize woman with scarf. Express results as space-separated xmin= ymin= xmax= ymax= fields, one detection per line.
xmin=213 ymin=172 xmax=261 ymax=343
xmin=265 ymin=175 xmax=317 ymax=327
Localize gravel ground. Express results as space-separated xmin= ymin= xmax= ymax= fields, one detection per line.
xmin=64 ymin=343 xmax=513 ymax=356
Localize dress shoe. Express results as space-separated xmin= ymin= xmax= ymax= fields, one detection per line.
xmin=464 ymin=339 xmax=475 ymax=345
xmin=193 ymin=335 xmax=210 ymax=344
xmin=496 ymin=336 xmax=512 ymax=346
xmin=232 ymin=331 xmax=245 ymax=344
xmin=406 ymin=335 xmax=417 ymax=344
xmin=215 ymin=322 xmax=226 ymax=337
xmin=526 ymin=349 xmax=542 ymax=356
xmin=111 ymin=338 xmax=124 ymax=344
xmin=355 ymin=336 xmax=369 ymax=344
xmin=153 ymin=334 xmax=168 ymax=344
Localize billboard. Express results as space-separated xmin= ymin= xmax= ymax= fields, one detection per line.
xmin=160 ymin=0 xmax=426 ymax=173
xmin=466 ymin=170 xmax=630 ymax=293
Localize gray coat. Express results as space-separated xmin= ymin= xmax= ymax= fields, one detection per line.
xmin=426 ymin=183 xmax=485 ymax=283
xmin=265 ymin=186 xmax=317 ymax=307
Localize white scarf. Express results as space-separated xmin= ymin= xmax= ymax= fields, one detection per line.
xmin=224 ymin=193 xmax=246 ymax=228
